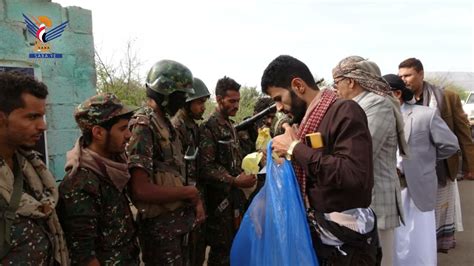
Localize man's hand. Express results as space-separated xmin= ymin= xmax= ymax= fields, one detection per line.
xmin=272 ymin=123 xmax=298 ymax=157
xmin=194 ymin=198 xmax=206 ymax=225
xmin=184 ymin=186 xmax=201 ymax=205
xmin=234 ymin=173 xmax=257 ymax=188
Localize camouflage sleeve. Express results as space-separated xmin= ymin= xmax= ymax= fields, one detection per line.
xmin=58 ymin=172 xmax=100 ymax=265
xmin=127 ymin=121 xmax=154 ymax=176
xmin=199 ymin=124 xmax=234 ymax=184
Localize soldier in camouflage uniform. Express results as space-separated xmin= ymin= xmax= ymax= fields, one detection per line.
xmin=237 ymin=96 xmax=276 ymax=157
xmin=171 ymin=77 xmax=210 ymax=266
xmin=57 ymin=93 xmax=139 ymax=265
xmin=199 ymin=76 xmax=257 ymax=266
xmin=127 ymin=60 xmax=205 ymax=266
xmin=0 ymin=72 xmax=68 ymax=265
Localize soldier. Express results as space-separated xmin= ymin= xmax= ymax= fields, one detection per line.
xmin=199 ymin=76 xmax=257 ymax=266
xmin=0 ymin=72 xmax=68 ymax=264
xmin=127 ymin=60 xmax=205 ymax=266
xmin=171 ymin=77 xmax=210 ymax=266
xmin=237 ymin=97 xmax=275 ymax=157
xmin=57 ymin=93 xmax=140 ymax=265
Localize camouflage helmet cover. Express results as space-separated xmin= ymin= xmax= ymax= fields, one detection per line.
xmin=146 ymin=59 xmax=195 ymax=96
xmin=74 ymin=93 xmax=134 ymax=131
xmin=187 ymin=77 xmax=210 ymax=102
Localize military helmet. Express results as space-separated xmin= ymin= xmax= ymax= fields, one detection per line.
xmin=186 ymin=77 xmax=210 ymax=102
xmin=145 ymin=60 xmax=194 ymax=96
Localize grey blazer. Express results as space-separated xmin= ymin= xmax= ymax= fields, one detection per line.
xmin=400 ymin=104 xmax=459 ymax=212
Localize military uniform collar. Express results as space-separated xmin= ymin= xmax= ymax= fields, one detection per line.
xmin=213 ymin=109 xmax=234 ymax=126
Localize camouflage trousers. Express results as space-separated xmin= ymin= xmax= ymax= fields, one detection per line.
xmin=189 ymin=223 xmax=206 ymax=266
xmin=138 ymin=207 xmax=195 ymax=266
xmin=206 ymin=214 xmax=235 ymax=266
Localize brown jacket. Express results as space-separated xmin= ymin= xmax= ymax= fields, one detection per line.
xmin=424 ymin=82 xmax=474 ymax=179
xmin=293 ymin=99 xmax=374 ymax=213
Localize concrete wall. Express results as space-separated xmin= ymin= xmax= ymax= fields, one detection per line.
xmin=0 ymin=0 xmax=96 ymax=179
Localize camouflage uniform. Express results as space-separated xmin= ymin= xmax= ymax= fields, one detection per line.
xmin=238 ymin=127 xmax=257 ymax=158
xmin=0 ymin=155 xmax=53 ymax=265
xmin=199 ymin=111 xmax=246 ymax=266
xmin=171 ymin=108 xmax=200 ymax=186
xmin=57 ymin=93 xmax=139 ymax=265
xmin=128 ymin=106 xmax=195 ymax=266
xmin=171 ymin=108 xmax=207 ymax=266
xmin=1 ymin=150 xmax=69 ymax=265
xmin=58 ymin=169 xmax=140 ymax=265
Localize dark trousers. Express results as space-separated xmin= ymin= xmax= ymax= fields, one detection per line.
xmin=206 ymin=214 xmax=234 ymax=266
xmin=189 ymin=223 xmax=206 ymax=266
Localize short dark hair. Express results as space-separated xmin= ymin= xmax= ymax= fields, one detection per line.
xmin=398 ymin=58 xmax=424 ymax=72
xmin=215 ymin=76 xmax=240 ymax=97
xmin=0 ymin=72 xmax=48 ymax=114
xmin=254 ymin=97 xmax=274 ymax=113
xmin=261 ymin=55 xmax=317 ymax=94
xmin=81 ymin=112 xmax=133 ymax=147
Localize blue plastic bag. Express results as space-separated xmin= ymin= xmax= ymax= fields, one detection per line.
xmin=230 ymin=141 xmax=318 ymax=266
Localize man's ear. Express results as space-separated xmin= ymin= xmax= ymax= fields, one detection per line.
xmin=91 ymin=125 xmax=105 ymax=142
xmin=348 ymin=78 xmax=356 ymax=89
xmin=290 ymin=78 xmax=306 ymax=95
xmin=420 ymin=70 xmax=424 ymax=80
xmin=216 ymin=95 xmax=223 ymax=105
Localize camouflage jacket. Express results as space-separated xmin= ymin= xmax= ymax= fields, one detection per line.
xmin=171 ymin=108 xmax=200 ymax=185
xmin=199 ymin=111 xmax=244 ymax=214
xmin=128 ymin=106 xmax=185 ymax=178
xmin=1 ymin=150 xmax=67 ymax=266
xmin=200 ymin=110 xmax=242 ymax=181
xmin=238 ymin=129 xmax=256 ymax=158
xmin=1 ymin=186 xmax=53 ymax=265
xmin=127 ymin=107 xmax=194 ymax=223
xmin=57 ymin=168 xmax=139 ymax=265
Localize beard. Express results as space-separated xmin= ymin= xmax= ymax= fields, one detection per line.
xmin=289 ymin=90 xmax=307 ymax=124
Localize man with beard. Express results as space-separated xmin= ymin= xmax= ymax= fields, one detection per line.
xmin=171 ymin=77 xmax=210 ymax=266
xmin=127 ymin=60 xmax=205 ymax=265
xmin=199 ymin=76 xmax=256 ymax=265
xmin=332 ymin=56 xmax=408 ymax=266
xmin=382 ymin=74 xmax=459 ymax=265
xmin=57 ymin=93 xmax=140 ymax=265
xmin=0 ymin=72 xmax=68 ymax=265
xmin=265 ymin=55 xmax=378 ymax=265
xmin=398 ymin=58 xmax=474 ymax=252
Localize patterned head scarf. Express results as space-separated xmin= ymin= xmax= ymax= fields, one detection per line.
xmin=332 ymin=56 xmax=391 ymax=96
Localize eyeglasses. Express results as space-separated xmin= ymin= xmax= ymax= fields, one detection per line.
xmin=332 ymin=77 xmax=346 ymax=90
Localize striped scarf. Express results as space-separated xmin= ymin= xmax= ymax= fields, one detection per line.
xmin=294 ymin=89 xmax=337 ymax=197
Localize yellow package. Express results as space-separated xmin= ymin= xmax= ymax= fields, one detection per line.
xmin=241 ymin=152 xmax=263 ymax=199
xmin=242 ymin=152 xmax=263 ymax=175
xmin=255 ymin=127 xmax=272 ymax=151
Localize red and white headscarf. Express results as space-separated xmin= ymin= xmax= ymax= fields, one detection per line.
xmin=293 ymin=88 xmax=337 ymax=197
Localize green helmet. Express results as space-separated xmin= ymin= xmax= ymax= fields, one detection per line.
xmin=145 ymin=60 xmax=195 ymax=96
xmin=187 ymin=77 xmax=210 ymax=102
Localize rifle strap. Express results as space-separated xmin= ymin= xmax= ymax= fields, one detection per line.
xmin=0 ymin=155 xmax=24 ymax=258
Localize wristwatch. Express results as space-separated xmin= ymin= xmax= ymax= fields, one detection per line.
xmin=286 ymin=140 xmax=300 ymax=160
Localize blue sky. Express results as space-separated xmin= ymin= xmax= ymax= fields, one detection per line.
xmin=55 ymin=0 xmax=473 ymax=91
